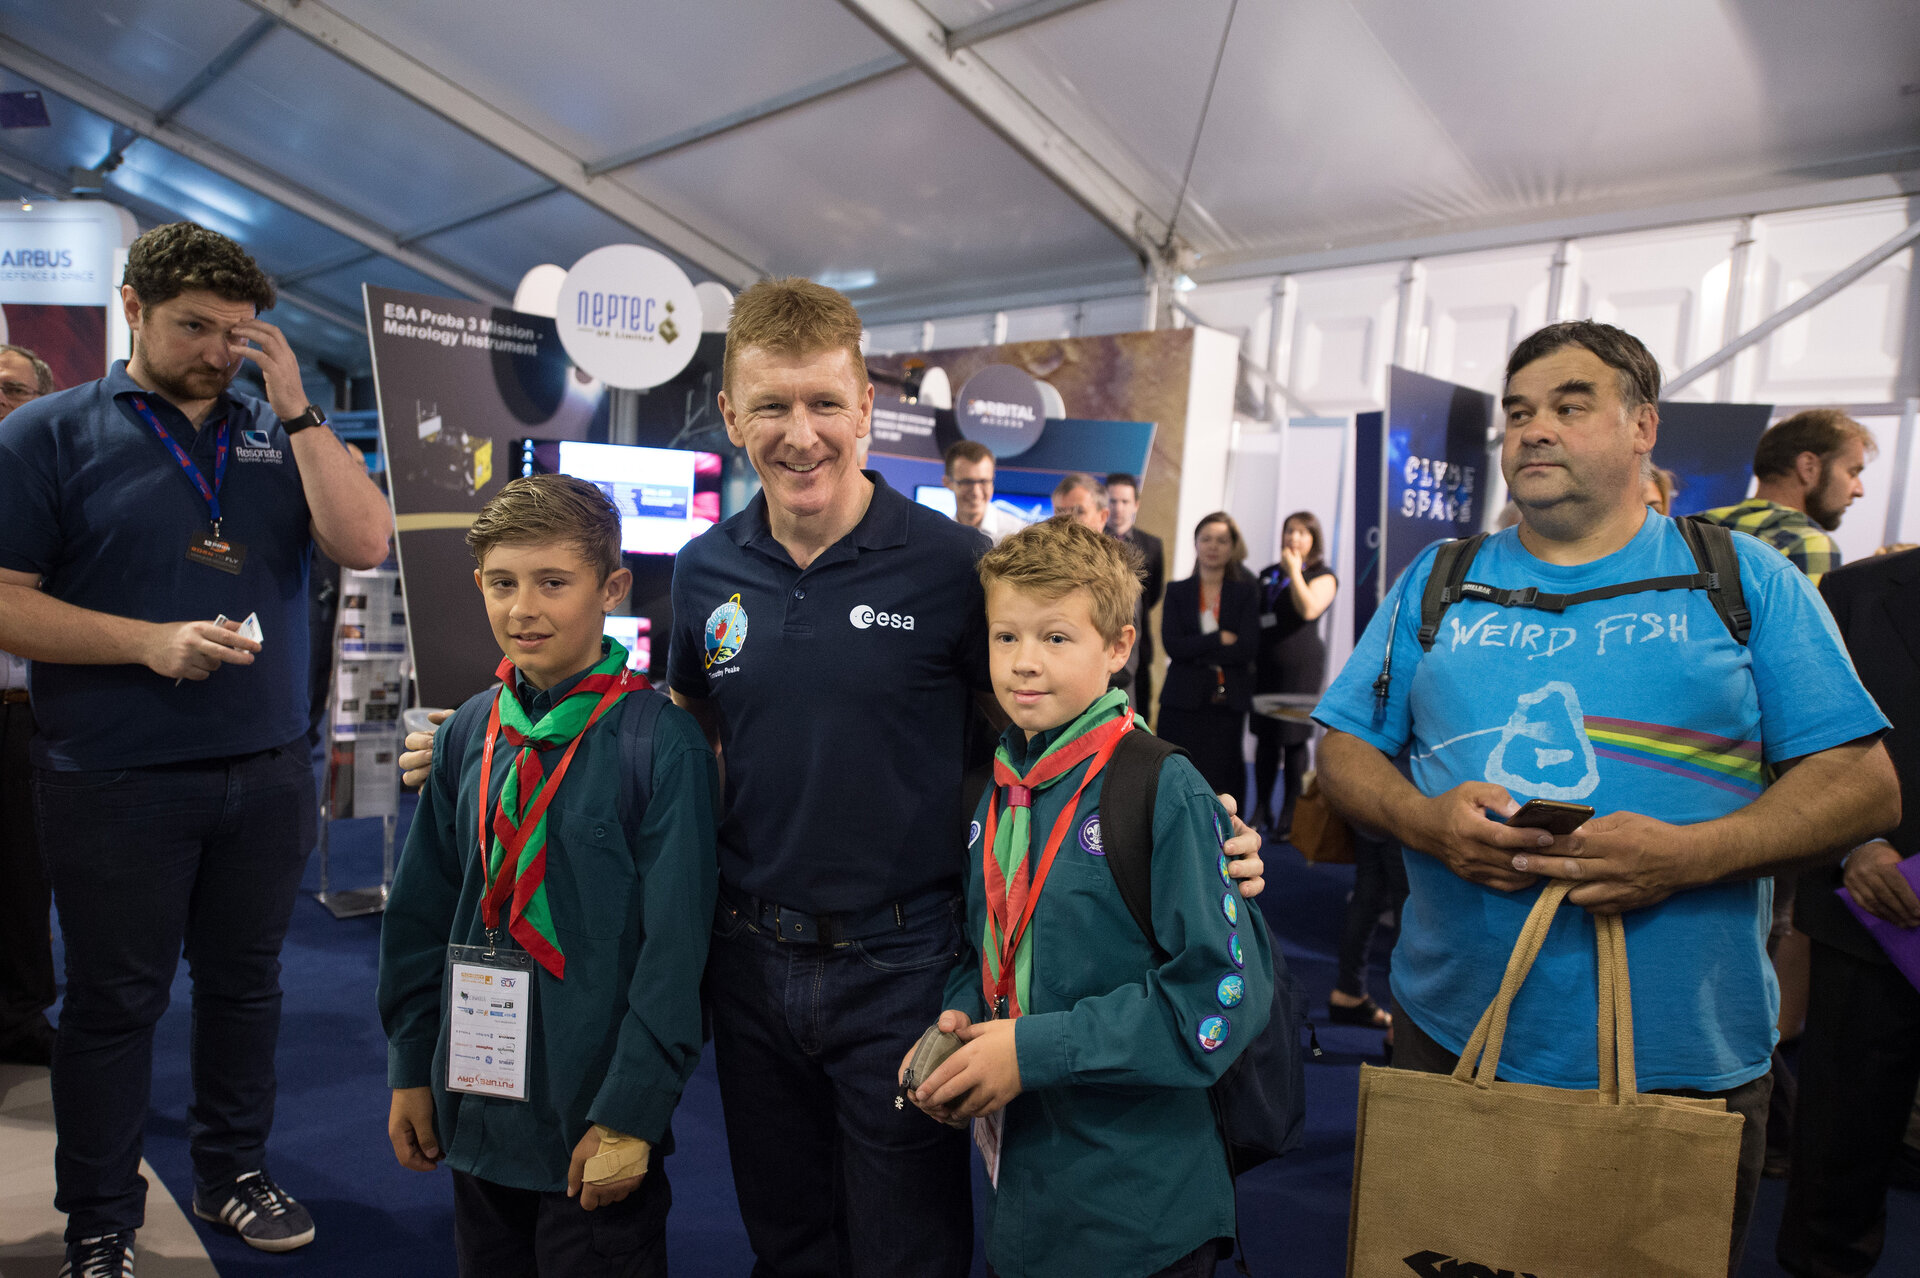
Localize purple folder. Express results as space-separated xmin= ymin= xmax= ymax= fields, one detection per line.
xmin=1837 ymin=855 xmax=1920 ymax=993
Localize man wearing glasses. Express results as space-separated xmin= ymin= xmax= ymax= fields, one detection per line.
xmin=942 ymin=439 xmax=1025 ymax=542
xmin=0 ymin=341 xmax=55 ymax=1068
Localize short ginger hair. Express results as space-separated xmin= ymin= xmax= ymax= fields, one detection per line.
xmin=724 ymin=276 xmax=866 ymax=397
xmin=978 ymin=514 xmax=1141 ymax=644
xmin=467 ymin=475 xmax=622 ymax=581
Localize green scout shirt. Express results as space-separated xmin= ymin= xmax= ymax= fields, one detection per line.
xmin=378 ymin=679 xmax=719 ymax=1192
xmin=946 ymin=722 xmax=1276 ymax=1278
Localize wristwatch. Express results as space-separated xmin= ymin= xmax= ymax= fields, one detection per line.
xmin=282 ymin=404 xmax=328 ymax=435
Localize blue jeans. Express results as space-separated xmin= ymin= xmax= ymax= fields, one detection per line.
xmin=706 ymin=889 xmax=973 ymax=1278
xmin=33 ymin=741 xmax=315 ymax=1240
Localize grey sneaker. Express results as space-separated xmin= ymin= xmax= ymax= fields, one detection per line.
xmin=192 ymin=1170 xmax=315 ymax=1252
xmin=60 ymin=1232 xmax=135 ymax=1277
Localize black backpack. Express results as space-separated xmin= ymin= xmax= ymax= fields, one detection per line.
xmin=1373 ymin=515 xmax=1750 ymax=710
xmin=963 ymin=731 xmax=1308 ymax=1176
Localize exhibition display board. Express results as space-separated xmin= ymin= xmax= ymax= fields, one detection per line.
xmin=0 ymin=200 xmax=135 ymax=389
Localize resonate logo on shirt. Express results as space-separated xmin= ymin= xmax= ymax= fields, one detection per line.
xmin=235 ymin=427 xmax=283 ymax=463
xmin=848 ymin=604 xmax=915 ymax=631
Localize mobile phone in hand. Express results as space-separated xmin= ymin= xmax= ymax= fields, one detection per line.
xmin=1505 ymin=799 xmax=1594 ymax=836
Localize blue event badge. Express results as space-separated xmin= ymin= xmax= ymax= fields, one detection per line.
xmin=1220 ymin=892 xmax=1238 ymax=927
xmin=1197 ymin=1015 xmax=1231 ymax=1053
xmin=1217 ymin=851 xmax=1232 ymax=887
xmin=1229 ymin=935 xmax=1245 ymax=969
xmin=1216 ymin=973 xmax=1245 ymax=1008
xmin=444 ymin=942 xmax=534 ymax=1103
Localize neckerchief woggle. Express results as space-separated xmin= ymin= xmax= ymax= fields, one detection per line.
xmin=981 ymin=688 xmax=1133 ymax=1019
xmin=476 ymin=639 xmax=648 ymax=979
xmin=128 ymin=395 xmax=230 ymax=536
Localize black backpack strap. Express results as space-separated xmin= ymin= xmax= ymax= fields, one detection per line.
xmin=616 ymin=689 xmax=668 ymax=833
xmin=1678 ymin=515 xmax=1752 ymax=644
xmin=1098 ymin=730 xmax=1189 ymax=953
xmin=1452 ymin=571 xmax=1709 ymax=614
xmin=1415 ymin=534 xmax=1485 ymax=652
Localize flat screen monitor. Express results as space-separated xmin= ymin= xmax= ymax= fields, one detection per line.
xmin=913 ymin=484 xmax=957 ymax=517
xmin=600 ymin=615 xmax=651 ymax=673
xmin=554 ymin=441 xmax=718 ymax=556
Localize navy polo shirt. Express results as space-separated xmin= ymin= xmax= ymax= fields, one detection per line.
xmin=0 ymin=361 xmax=313 ymax=770
xmin=668 ymin=473 xmax=990 ymax=914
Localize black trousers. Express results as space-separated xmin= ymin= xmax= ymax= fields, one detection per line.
xmin=453 ymin=1166 xmax=670 ymax=1278
xmin=1156 ymin=705 xmax=1247 ymax=810
xmin=1248 ymin=716 xmax=1307 ymax=826
xmin=1392 ymin=1013 xmax=1770 ymax=1278
xmin=1777 ymin=939 xmax=1920 ymax=1277
xmin=1334 ymin=831 xmax=1408 ymax=1000
xmin=0 ymin=698 xmax=54 ymax=1058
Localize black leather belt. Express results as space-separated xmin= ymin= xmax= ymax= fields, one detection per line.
xmin=0 ymin=689 xmax=28 ymax=705
xmin=719 ymin=883 xmax=952 ymax=947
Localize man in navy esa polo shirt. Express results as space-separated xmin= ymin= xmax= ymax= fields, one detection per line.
xmin=0 ymin=223 xmax=391 ymax=1273
xmin=659 ymin=279 xmax=1269 ymax=1278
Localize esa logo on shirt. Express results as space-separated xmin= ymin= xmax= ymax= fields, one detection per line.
xmin=848 ymin=604 xmax=915 ymax=631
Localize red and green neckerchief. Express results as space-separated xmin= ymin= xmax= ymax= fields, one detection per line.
xmin=477 ymin=640 xmax=647 ymax=978
xmin=981 ymin=688 xmax=1133 ymax=1018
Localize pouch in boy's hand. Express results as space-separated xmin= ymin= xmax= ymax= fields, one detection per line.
xmin=896 ymin=1024 xmax=963 ymax=1109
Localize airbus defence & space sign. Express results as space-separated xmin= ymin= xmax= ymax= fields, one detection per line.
xmin=555 ymin=244 xmax=702 ymax=390
xmin=0 ymin=201 xmax=136 ymax=306
xmin=955 ymin=364 xmax=1048 ymax=459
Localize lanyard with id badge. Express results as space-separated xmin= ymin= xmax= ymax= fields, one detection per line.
xmin=129 ymin=396 xmax=246 ymax=575
xmin=444 ymin=672 xmax=630 ymax=1101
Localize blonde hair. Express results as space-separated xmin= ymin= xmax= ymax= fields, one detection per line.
xmin=978 ymin=514 xmax=1142 ymax=643
xmin=467 ymin=475 xmax=621 ymax=580
xmin=724 ymin=277 xmax=866 ymax=396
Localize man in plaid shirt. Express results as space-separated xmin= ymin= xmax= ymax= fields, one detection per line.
xmin=1697 ymin=409 xmax=1875 ymax=585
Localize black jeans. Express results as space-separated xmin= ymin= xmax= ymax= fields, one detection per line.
xmin=452 ymin=1166 xmax=670 ymax=1278
xmin=1777 ymin=939 xmax=1920 ymax=1277
xmin=706 ymin=890 xmax=973 ymax=1278
xmin=1392 ymin=1013 xmax=1770 ymax=1278
xmin=1334 ymin=831 xmax=1408 ymax=1001
xmin=34 ymin=742 xmax=315 ymax=1239
xmin=1248 ymin=716 xmax=1306 ymax=826
xmin=0 ymin=698 xmax=54 ymax=1057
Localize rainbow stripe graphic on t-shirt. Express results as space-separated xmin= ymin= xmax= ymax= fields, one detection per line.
xmin=1583 ymin=716 xmax=1765 ymax=796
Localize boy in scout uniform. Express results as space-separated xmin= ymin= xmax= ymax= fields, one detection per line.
xmin=378 ymin=476 xmax=718 ymax=1277
xmin=905 ymin=515 xmax=1274 ymax=1278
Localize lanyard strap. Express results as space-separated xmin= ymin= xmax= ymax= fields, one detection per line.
xmin=981 ymin=715 xmax=1132 ymax=1016
xmin=129 ymin=395 xmax=229 ymax=532
xmin=475 ymin=677 xmax=631 ymax=934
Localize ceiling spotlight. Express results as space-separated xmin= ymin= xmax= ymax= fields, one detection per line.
xmin=18 ymin=197 xmax=32 ymax=212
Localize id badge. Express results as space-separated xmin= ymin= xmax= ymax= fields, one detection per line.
xmin=445 ymin=943 xmax=533 ymax=1101
xmin=973 ymin=1110 xmax=1003 ymax=1189
xmin=1259 ymin=612 xmax=1278 ymax=629
xmin=187 ymin=532 xmax=247 ymax=575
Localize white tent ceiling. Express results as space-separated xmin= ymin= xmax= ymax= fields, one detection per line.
xmin=0 ymin=0 xmax=1914 ymax=375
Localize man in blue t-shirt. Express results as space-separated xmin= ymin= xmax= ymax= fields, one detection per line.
xmin=1314 ymin=320 xmax=1898 ymax=1274
xmin=0 ymin=223 xmax=392 ymax=1274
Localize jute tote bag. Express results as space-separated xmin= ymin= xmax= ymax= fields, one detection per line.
xmin=1346 ymin=881 xmax=1746 ymax=1278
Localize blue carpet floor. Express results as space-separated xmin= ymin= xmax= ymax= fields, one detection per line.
xmin=48 ymin=803 xmax=1920 ymax=1276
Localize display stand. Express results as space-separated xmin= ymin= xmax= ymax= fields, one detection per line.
xmin=315 ymin=561 xmax=408 ymax=918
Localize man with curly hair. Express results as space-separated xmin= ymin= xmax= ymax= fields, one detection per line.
xmin=0 ymin=222 xmax=392 ymax=1275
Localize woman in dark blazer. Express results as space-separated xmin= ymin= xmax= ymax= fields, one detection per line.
xmin=1157 ymin=511 xmax=1260 ymax=805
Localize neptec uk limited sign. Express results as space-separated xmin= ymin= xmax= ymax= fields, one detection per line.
xmin=555 ymin=244 xmax=702 ymax=389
